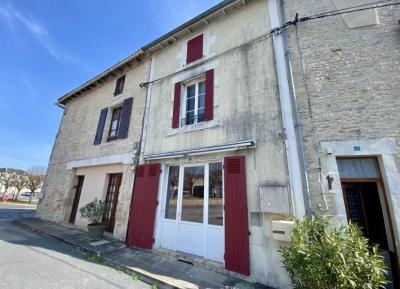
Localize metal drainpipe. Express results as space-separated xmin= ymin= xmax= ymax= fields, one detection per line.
xmin=138 ymin=55 xmax=154 ymax=165
xmin=279 ymin=0 xmax=312 ymax=216
xmin=267 ymin=0 xmax=306 ymax=218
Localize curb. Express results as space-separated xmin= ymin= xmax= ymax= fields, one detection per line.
xmin=1 ymin=201 xmax=37 ymax=207
xmin=15 ymin=219 xmax=188 ymax=289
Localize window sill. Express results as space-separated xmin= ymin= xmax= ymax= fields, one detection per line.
xmin=183 ymin=56 xmax=205 ymax=70
xmin=96 ymin=138 xmax=122 ymax=147
xmin=167 ymin=119 xmax=220 ymax=136
xmin=112 ymin=93 xmax=125 ymax=104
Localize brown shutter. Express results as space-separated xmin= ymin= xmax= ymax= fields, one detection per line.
xmin=172 ymin=82 xmax=181 ymax=128
xmin=94 ymin=108 xmax=108 ymax=145
xmin=186 ymin=34 xmax=203 ymax=64
xmin=204 ymin=69 xmax=214 ymax=121
xmin=117 ymin=97 xmax=133 ymax=139
xmin=224 ymin=156 xmax=250 ymax=275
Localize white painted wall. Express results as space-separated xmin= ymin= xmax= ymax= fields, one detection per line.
xmin=73 ymin=164 xmax=124 ymax=229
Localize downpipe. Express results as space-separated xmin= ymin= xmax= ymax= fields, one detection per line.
xmin=267 ymin=0 xmax=309 ymax=218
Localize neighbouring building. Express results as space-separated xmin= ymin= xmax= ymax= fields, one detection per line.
xmin=37 ymin=52 xmax=150 ymax=240
xmin=283 ymin=0 xmax=400 ymax=286
xmin=37 ymin=0 xmax=400 ymax=288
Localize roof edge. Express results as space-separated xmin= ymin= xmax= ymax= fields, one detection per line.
xmin=142 ymin=0 xmax=238 ymax=51
xmin=57 ymin=0 xmax=242 ymax=106
xmin=57 ymin=49 xmax=145 ymax=105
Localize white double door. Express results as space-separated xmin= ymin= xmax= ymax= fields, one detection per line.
xmin=159 ymin=163 xmax=224 ymax=262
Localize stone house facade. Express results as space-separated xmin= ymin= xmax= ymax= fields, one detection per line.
xmin=37 ymin=52 xmax=150 ymax=240
xmin=283 ymin=0 xmax=400 ymax=285
xmin=37 ymin=0 xmax=400 ymax=288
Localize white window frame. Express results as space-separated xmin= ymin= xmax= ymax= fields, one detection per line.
xmin=154 ymin=161 xmax=225 ymax=262
xmin=181 ymin=76 xmax=206 ymax=127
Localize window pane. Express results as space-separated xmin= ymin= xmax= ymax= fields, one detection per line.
xmin=111 ymin=120 xmax=118 ymax=130
xmin=337 ymin=158 xmax=379 ymax=179
xmin=208 ymin=163 xmax=223 ymax=226
xmin=199 ymin=81 xmax=205 ymax=95
xmin=198 ymin=92 xmax=205 ymax=109
xmin=197 ymin=108 xmax=205 ymax=123
xmin=186 ymin=111 xmax=195 ymax=125
xmin=181 ymin=166 xmax=204 ymax=223
xmin=186 ymin=97 xmax=195 ymax=111
xmin=112 ymin=107 xmax=121 ymax=121
xmin=187 ymin=85 xmax=195 ymax=98
xmin=165 ymin=166 xmax=179 ymax=220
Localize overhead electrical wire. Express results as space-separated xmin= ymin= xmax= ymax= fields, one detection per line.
xmin=310 ymin=0 xmax=397 ymax=18
xmin=272 ymin=0 xmax=400 ymax=33
xmin=140 ymin=0 xmax=400 ymax=87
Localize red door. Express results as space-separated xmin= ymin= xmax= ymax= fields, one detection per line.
xmin=224 ymin=156 xmax=250 ymax=275
xmin=127 ymin=163 xmax=161 ymax=249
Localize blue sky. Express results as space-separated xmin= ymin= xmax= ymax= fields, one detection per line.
xmin=0 ymin=0 xmax=220 ymax=170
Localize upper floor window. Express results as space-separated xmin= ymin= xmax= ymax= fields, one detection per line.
xmin=171 ymin=69 xmax=214 ymax=129
xmin=108 ymin=106 xmax=122 ymax=141
xmin=183 ymin=79 xmax=205 ymax=126
xmin=94 ymin=97 xmax=133 ymax=145
xmin=186 ymin=34 xmax=203 ymax=64
xmin=114 ymin=75 xmax=125 ymax=96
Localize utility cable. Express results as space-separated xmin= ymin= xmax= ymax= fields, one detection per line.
xmin=310 ymin=0 xmax=397 ymax=18
xmin=273 ymin=1 xmax=400 ymax=33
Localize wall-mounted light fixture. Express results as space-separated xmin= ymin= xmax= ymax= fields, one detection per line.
xmin=327 ymin=175 xmax=334 ymax=190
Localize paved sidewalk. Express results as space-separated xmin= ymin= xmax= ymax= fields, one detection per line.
xmin=16 ymin=218 xmax=271 ymax=289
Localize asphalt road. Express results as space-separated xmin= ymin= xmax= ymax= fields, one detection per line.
xmin=0 ymin=203 xmax=150 ymax=289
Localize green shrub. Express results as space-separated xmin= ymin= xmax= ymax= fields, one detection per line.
xmin=280 ymin=216 xmax=388 ymax=289
xmin=79 ymin=198 xmax=105 ymax=225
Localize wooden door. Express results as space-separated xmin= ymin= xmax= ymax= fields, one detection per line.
xmin=69 ymin=176 xmax=84 ymax=224
xmin=342 ymin=182 xmax=399 ymax=288
xmin=103 ymin=173 xmax=122 ymax=233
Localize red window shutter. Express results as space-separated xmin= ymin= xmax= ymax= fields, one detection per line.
xmin=127 ymin=163 xmax=161 ymax=249
xmin=94 ymin=108 xmax=108 ymax=145
xmin=117 ymin=97 xmax=133 ymax=139
xmin=186 ymin=34 xmax=203 ymax=64
xmin=204 ymin=69 xmax=214 ymax=121
xmin=172 ymin=82 xmax=181 ymax=128
xmin=224 ymin=156 xmax=250 ymax=275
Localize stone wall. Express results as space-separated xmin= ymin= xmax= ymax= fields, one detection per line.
xmin=283 ymin=0 xmax=400 ymax=217
xmin=284 ymin=0 xmax=400 ymax=236
xmin=37 ymin=57 xmax=150 ymax=235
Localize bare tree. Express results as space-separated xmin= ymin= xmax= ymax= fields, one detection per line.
xmin=26 ymin=166 xmax=47 ymax=203
xmin=12 ymin=174 xmax=28 ymax=201
xmin=0 ymin=172 xmax=16 ymax=197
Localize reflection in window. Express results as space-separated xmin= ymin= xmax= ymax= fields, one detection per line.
xmin=108 ymin=107 xmax=122 ymax=141
xmin=186 ymin=85 xmax=196 ymax=125
xmin=208 ymin=163 xmax=223 ymax=226
xmin=181 ymin=166 xmax=204 ymax=223
xmin=165 ymin=166 xmax=179 ymax=220
xmin=183 ymin=80 xmax=205 ymax=126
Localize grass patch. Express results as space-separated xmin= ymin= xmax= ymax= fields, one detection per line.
xmin=84 ymin=253 xmax=104 ymax=264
